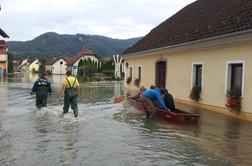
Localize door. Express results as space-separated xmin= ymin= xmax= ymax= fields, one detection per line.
xmin=156 ymin=61 xmax=166 ymax=88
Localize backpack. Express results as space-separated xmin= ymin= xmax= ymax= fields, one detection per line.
xmin=65 ymin=78 xmax=78 ymax=97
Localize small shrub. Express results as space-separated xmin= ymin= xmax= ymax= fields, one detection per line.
xmin=189 ymin=86 xmax=202 ymax=102
xmin=126 ymin=77 xmax=132 ymax=85
xmin=134 ymin=78 xmax=140 ymax=87
xmin=226 ymin=87 xmax=242 ymax=112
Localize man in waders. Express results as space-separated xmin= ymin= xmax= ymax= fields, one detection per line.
xmin=31 ymin=72 xmax=52 ymax=109
xmin=61 ymin=70 xmax=80 ymax=117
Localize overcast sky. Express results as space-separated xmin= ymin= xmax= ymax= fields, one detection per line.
xmin=0 ymin=0 xmax=195 ymax=41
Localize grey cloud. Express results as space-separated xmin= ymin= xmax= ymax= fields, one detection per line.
xmin=0 ymin=0 xmax=196 ymax=41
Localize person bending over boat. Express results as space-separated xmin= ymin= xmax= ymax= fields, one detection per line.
xmin=142 ymin=89 xmax=168 ymax=110
xmin=160 ymin=88 xmax=176 ymax=110
xmin=130 ymin=86 xmax=146 ymax=101
xmin=31 ymin=72 xmax=52 ymax=109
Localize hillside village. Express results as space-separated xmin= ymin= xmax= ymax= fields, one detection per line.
xmin=11 ymin=48 xmax=124 ymax=81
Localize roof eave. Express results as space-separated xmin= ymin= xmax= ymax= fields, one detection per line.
xmin=0 ymin=28 xmax=9 ymax=38
xmin=123 ymin=28 xmax=252 ymax=58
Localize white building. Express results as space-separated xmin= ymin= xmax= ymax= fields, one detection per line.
xmin=46 ymin=56 xmax=70 ymax=75
xmin=28 ymin=59 xmax=40 ymax=72
xmin=19 ymin=59 xmax=29 ymax=72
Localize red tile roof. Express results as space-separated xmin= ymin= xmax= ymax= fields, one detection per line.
xmin=123 ymin=0 xmax=252 ymax=55
xmin=66 ymin=48 xmax=96 ymax=65
xmin=0 ymin=28 xmax=9 ymax=38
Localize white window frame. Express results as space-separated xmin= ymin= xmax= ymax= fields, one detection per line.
xmin=191 ymin=62 xmax=204 ymax=88
xmin=225 ymin=60 xmax=245 ymax=96
xmin=137 ymin=65 xmax=142 ymax=81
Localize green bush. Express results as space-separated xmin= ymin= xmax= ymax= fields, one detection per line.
xmin=189 ymin=86 xmax=202 ymax=101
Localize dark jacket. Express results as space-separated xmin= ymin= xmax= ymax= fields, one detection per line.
xmin=32 ymin=76 xmax=52 ymax=94
xmin=164 ymin=93 xmax=176 ymax=110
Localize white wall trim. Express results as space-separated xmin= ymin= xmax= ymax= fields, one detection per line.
xmin=191 ymin=62 xmax=204 ymax=89
xmin=225 ymin=59 xmax=245 ymax=96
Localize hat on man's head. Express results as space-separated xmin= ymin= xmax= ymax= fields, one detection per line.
xmin=66 ymin=70 xmax=72 ymax=76
xmin=140 ymin=86 xmax=146 ymax=92
xmin=150 ymin=85 xmax=156 ymax=89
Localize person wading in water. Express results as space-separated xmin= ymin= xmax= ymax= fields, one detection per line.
xmin=31 ymin=72 xmax=52 ymax=109
xmin=61 ymin=70 xmax=80 ymax=118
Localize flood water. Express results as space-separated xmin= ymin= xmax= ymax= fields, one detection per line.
xmin=1 ymin=73 xmax=252 ymax=166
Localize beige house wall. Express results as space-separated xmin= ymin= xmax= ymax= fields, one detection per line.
xmin=0 ymin=62 xmax=6 ymax=70
xmin=124 ymin=41 xmax=252 ymax=115
xmin=0 ymin=53 xmax=8 ymax=74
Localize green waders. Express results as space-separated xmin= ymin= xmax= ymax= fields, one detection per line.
xmin=63 ymin=78 xmax=78 ymax=117
xmin=36 ymin=86 xmax=48 ymax=109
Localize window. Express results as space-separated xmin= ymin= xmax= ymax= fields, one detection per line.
xmin=60 ymin=61 xmax=63 ymax=64
xmin=192 ymin=63 xmax=203 ymax=87
xmin=138 ymin=66 xmax=142 ymax=81
xmin=129 ymin=67 xmax=133 ymax=78
xmin=226 ymin=60 xmax=245 ymax=95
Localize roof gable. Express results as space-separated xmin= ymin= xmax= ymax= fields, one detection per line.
xmin=46 ymin=56 xmax=71 ymax=65
xmin=123 ymin=0 xmax=252 ymax=55
xmin=67 ymin=48 xmax=97 ymax=65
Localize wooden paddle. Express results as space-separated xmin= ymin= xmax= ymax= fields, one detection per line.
xmin=113 ymin=96 xmax=125 ymax=103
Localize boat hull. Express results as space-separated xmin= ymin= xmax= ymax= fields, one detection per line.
xmin=128 ymin=99 xmax=200 ymax=124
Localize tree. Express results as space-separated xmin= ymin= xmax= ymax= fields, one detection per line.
xmin=101 ymin=59 xmax=114 ymax=76
xmin=77 ymin=59 xmax=84 ymax=76
xmin=38 ymin=58 xmax=47 ymax=73
xmin=8 ymin=51 xmax=14 ymax=73
xmin=85 ymin=58 xmax=98 ymax=77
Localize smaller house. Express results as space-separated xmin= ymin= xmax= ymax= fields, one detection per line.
xmin=28 ymin=59 xmax=40 ymax=72
xmin=46 ymin=56 xmax=71 ymax=75
xmin=19 ymin=59 xmax=30 ymax=72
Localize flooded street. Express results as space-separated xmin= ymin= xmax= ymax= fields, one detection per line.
xmin=1 ymin=73 xmax=252 ymax=166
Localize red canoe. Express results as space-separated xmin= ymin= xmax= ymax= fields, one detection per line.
xmin=128 ymin=98 xmax=200 ymax=124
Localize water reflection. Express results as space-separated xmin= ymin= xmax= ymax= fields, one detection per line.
xmin=0 ymin=81 xmax=8 ymax=108
xmin=48 ymin=74 xmax=66 ymax=86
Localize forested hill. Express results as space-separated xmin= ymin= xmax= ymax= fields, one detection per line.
xmin=7 ymin=32 xmax=142 ymax=59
